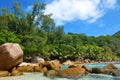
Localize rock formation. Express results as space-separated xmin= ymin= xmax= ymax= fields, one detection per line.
xmin=0 ymin=43 xmax=23 ymax=71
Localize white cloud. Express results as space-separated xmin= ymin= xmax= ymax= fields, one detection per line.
xmin=26 ymin=5 xmax=33 ymax=12
xmin=44 ymin=0 xmax=117 ymax=25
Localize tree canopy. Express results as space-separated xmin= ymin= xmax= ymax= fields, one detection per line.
xmin=0 ymin=1 xmax=120 ymax=60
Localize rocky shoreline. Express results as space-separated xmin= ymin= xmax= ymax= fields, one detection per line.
xmin=0 ymin=43 xmax=120 ymax=79
xmin=1 ymin=59 xmax=120 ymax=78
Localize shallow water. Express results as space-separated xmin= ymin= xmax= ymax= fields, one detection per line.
xmin=0 ymin=72 xmax=120 ymax=80
xmin=85 ymin=62 xmax=120 ymax=68
xmin=0 ymin=62 xmax=120 ymax=80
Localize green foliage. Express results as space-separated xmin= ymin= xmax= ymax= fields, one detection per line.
xmin=75 ymin=44 xmax=103 ymax=59
xmin=0 ymin=1 xmax=120 ymax=61
xmin=0 ymin=30 xmax=20 ymax=44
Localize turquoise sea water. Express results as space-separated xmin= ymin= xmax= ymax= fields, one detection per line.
xmin=85 ymin=62 xmax=120 ymax=68
xmin=0 ymin=62 xmax=120 ymax=80
xmin=61 ymin=64 xmax=70 ymax=69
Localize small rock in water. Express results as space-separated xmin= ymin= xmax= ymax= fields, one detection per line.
xmin=103 ymin=63 xmax=119 ymax=70
xmin=11 ymin=67 xmax=23 ymax=76
xmin=111 ymin=70 xmax=120 ymax=77
xmin=44 ymin=70 xmax=57 ymax=77
xmin=11 ymin=70 xmax=23 ymax=76
xmin=92 ymin=68 xmax=103 ymax=74
xmin=0 ymin=71 xmax=9 ymax=77
xmin=82 ymin=65 xmax=92 ymax=72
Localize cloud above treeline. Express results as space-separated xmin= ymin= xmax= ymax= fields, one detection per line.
xmin=44 ymin=0 xmax=117 ymax=25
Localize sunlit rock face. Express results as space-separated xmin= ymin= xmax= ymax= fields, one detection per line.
xmin=0 ymin=43 xmax=23 ymax=71
xmin=57 ymin=67 xmax=86 ymax=78
xmin=103 ymin=63 xmax=119 ymax=70
xmin=0 ymin=71 xmax=9 ymax=77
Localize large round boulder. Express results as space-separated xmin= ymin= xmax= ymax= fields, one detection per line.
xmin=0 ymin=43 xmax=23 ymax=71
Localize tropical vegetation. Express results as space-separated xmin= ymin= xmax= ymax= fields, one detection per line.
xmin=0 ymin=1 xmax=120 ymax=60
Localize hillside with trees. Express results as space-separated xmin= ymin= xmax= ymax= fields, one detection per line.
xmin=0 ymin=1 xmax=120 ymax=61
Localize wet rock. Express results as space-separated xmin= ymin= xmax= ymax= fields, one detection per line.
xmin=34 ymin=66 xmax=42 ymax=72
xmin=44 ymin=60 xmax=61 ymax=70
xmin=11 ymin=70 xmax=23 ymax=76
xmin=44 ymin=70 xmax=57 ymax=77
xmin=17 ymin=66 xmax=26 ymax=72
xmin=111 ymin=70 xmax=120 ymax=77
xmin=103 ymin=63 xmax=118 ymax=70
xmin=82 ymin=65 xmax=92 ymax=73
xmin=41 ymin=67 xmax=47 ymax=73
xmin=0 ymin=71 xmax=9 ymax=77
xmin=43 ymin=62 xmax=53 ymax=70
xmin=92 ymin=68 xmax=103 ymax=74
xmin=57 ymin=67 xmax=86 ymax=78
xmin=24 ymin=65 xmax=34 ymax=72
xmin=17 ymin=65 xmax=34 ymax=72
xmin=50 ymin=60 xmax=61 ymax=70
xmin=75 ymin=64 xmax=84 ymax=68
xmin=102 ymin=70 xmax=111 ymax=75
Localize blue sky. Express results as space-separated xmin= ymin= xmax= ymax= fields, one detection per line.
xmin=0 ymin=0 xmax=120 ymax=36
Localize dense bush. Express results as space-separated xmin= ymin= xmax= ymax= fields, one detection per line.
xmin=0 ymin=1 xmax=120 ymax=60
xmin=0 ymin=29 xmax=20 ymax=44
